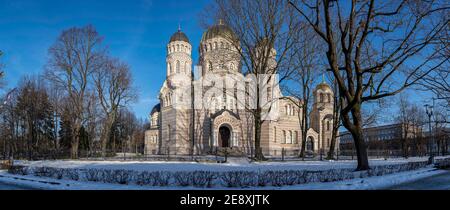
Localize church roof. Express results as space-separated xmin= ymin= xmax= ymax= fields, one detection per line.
xmin=316 ymin=83 xmax=331 ymax=90
xmin=150 ymin=103 xmax=161 ymax=115
xmin=170 ymin=30 xmax=190 ymax=43
xmin=316 ymin=74 xmax=332 ymax=91
xmin=201 ymin=19 xmax=238 ymax=43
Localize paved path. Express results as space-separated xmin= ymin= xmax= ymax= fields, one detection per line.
xmin=387 ymin=170 xmax=450 ymax=190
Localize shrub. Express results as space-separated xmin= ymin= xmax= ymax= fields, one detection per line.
xmin=220 ymin=171 xmax=256 ymax=188
xmin=63 ymin=169 xmax=80 ymax=181
xmin=52 ymin=168 xmax=64 ymax=179
xmin=102 ymin=170 xmax=115 ymax=183
xmin=85 ymin=169 xmax=103 ymax=182
xmin=113 ymin=170 xmax=133 ymax=185
xmin=192 ymin=171 xmax=217 ymax=188
xmin=33 ymin=167 xmax=53 ymax=177
xmin=256 ymin=171 xmax=270 ymax=187
xmin=174 ymin=171 xmax=193 ymax=187
xmin=8 ymin=165 xmax=29 ymax=175
xmin=154 ymin=171 xmax=171 ymax=186
xmin=136 ymin=171 xmax=156 ymax=186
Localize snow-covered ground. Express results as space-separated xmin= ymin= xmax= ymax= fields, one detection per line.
xmin=13 ymin=156 xmax=442 ymax=172
xmin=1 ymin=156 xmax=446 ymax=190
xmin=0 ymin=167 xmax=447 ymax=190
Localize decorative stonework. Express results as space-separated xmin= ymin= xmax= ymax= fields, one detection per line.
xmin=213 ymin=111 xmax=240 ymax=131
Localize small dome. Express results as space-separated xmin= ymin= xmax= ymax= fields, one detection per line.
xmin=316 ymin=82 xmax=332 ymax=91
xmin=150 ymin=103 xmax=161 ymax=115
xmin=316 ymin=75 xmax=332 ymax=91
xmin=170 ymin=30 xmax=190 ymax=43
xmin=201 ymin=19 xmax=238 ymax=43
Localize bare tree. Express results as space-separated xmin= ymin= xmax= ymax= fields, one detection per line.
xmin=46 ymin=25 xmax=106 ymax=159
xmin=205 ymin=0 xmax=301 ymax=160
xmin=283 ymin=26 xmax=322 ymax=158
xmin=416 ymin=15 xmax=450 ymax=107
xmin=93 ymin=58 xmax=136 ymax=157
xmin=290 ymin=0 xmax=449 ymax=170
xmin=396 ymin=93 xmax=412 ymax=158
xmin=14 ymin=76 xmax=55 ymax=160
xmin=327 ymin=76 xmax=341 ymax=159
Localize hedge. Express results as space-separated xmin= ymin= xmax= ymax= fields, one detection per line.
xmin=7 ymin=158 xmax=446 ymax=188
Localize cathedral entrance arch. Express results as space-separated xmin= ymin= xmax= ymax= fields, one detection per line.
xmin=219 ymin=125 xmax=231 ymax=148
xmin=211 ymin=110 xmax=241 ymax=148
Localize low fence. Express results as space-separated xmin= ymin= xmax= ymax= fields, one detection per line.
xmin=8 ymin=158 xmax=449 ymax=188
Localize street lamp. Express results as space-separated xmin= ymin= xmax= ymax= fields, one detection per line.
xmin=424 ymin=104 xmax=434 ymax=164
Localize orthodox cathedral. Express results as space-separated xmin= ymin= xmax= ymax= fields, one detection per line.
xmin=145 ymin=20 xmax=336 ymax=157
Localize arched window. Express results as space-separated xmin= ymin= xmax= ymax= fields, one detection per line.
xmin=267 ymin=87 xmax=271 ymax=101
xmin=177 ymin=44 xmax=180 ymax=51
xmin=320 ymin=93 xmax=324 ymax=103
xmin=168 ymin=125 xmax=171 ymax=141
xmin=294 ymin=131 xmax=298 ymax=144
xmin=274 ymin=127 xmax=277 ymax=142
xmin=282 ymin=131 xmax=286 ymax=144
xmin=204 ymin=44 xmax=208 ymax=52
xmin=285 ymin=105 xmax=288 ymax=115
xmin=327 ymin=121 xmax=330 ymax=131
xmin=287 ymin=131 xmax=293 ymax=144
xmin=220 ymin=42 xmax=224 ymax=49
xmin=209 ymin=43 xmax=212 ymax=51
xmin=176 ymin=61 xmax=180 ymax=73
xmin=327 ymin=93 xmax=331 ymax=103
xmin=169 ymin=63 xmax=173 ymax=74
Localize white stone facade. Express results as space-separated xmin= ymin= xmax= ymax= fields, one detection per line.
xmin=145 ymin=21 xmax=337 ymax=157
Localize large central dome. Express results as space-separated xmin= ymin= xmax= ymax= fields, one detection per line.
xmin=201 ymin=19 xmax=238 ymax=42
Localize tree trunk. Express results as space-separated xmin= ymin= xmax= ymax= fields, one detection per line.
xmin=101 ymin=117 xmax=115 ymax=157
xmin=327 ymin=126 xmax=338 ymax=160
xmin=254 ymin=109 xmax=265 ymax=161
xmin=342 ymin=105 xmax=370 ymax=171
xmin=327 ymin=81 xmax=340 ymax=160
xmin=298 ymin=101 xmax=308 ymax=159
xmin=71 ymin=122 xmax=80 ymax=159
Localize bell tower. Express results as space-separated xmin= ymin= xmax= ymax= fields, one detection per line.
xmin=166 ymin=27 xmax=192 ymax=87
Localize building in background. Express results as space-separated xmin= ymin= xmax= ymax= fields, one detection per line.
xmin=339 ymin=123 xmax=449 ymax=157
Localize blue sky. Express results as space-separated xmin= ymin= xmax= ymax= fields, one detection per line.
xmin=0 ymin=0 xmax=437 ymax=123
xmin=0 ymin=0 xmax=210 ymax=120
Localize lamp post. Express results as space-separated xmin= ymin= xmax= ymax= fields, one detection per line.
xmin=425 ymin=104 xmax=434 ymax=164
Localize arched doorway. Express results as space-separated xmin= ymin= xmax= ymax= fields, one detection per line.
xmin=306 ymin=137 xmax=314 ymax=151
xmin=219 ymin=126 xmax=231 ymax=148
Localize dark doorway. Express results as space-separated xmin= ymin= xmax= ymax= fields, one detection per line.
xmin=219 ymin=126 xmax=231 ymax=148
xmin=307 ymin=137 xmax=314 ymax=151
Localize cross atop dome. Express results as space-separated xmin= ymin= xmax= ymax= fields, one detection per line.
xmin=218 ymin=19 xmax=225 ymax=25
